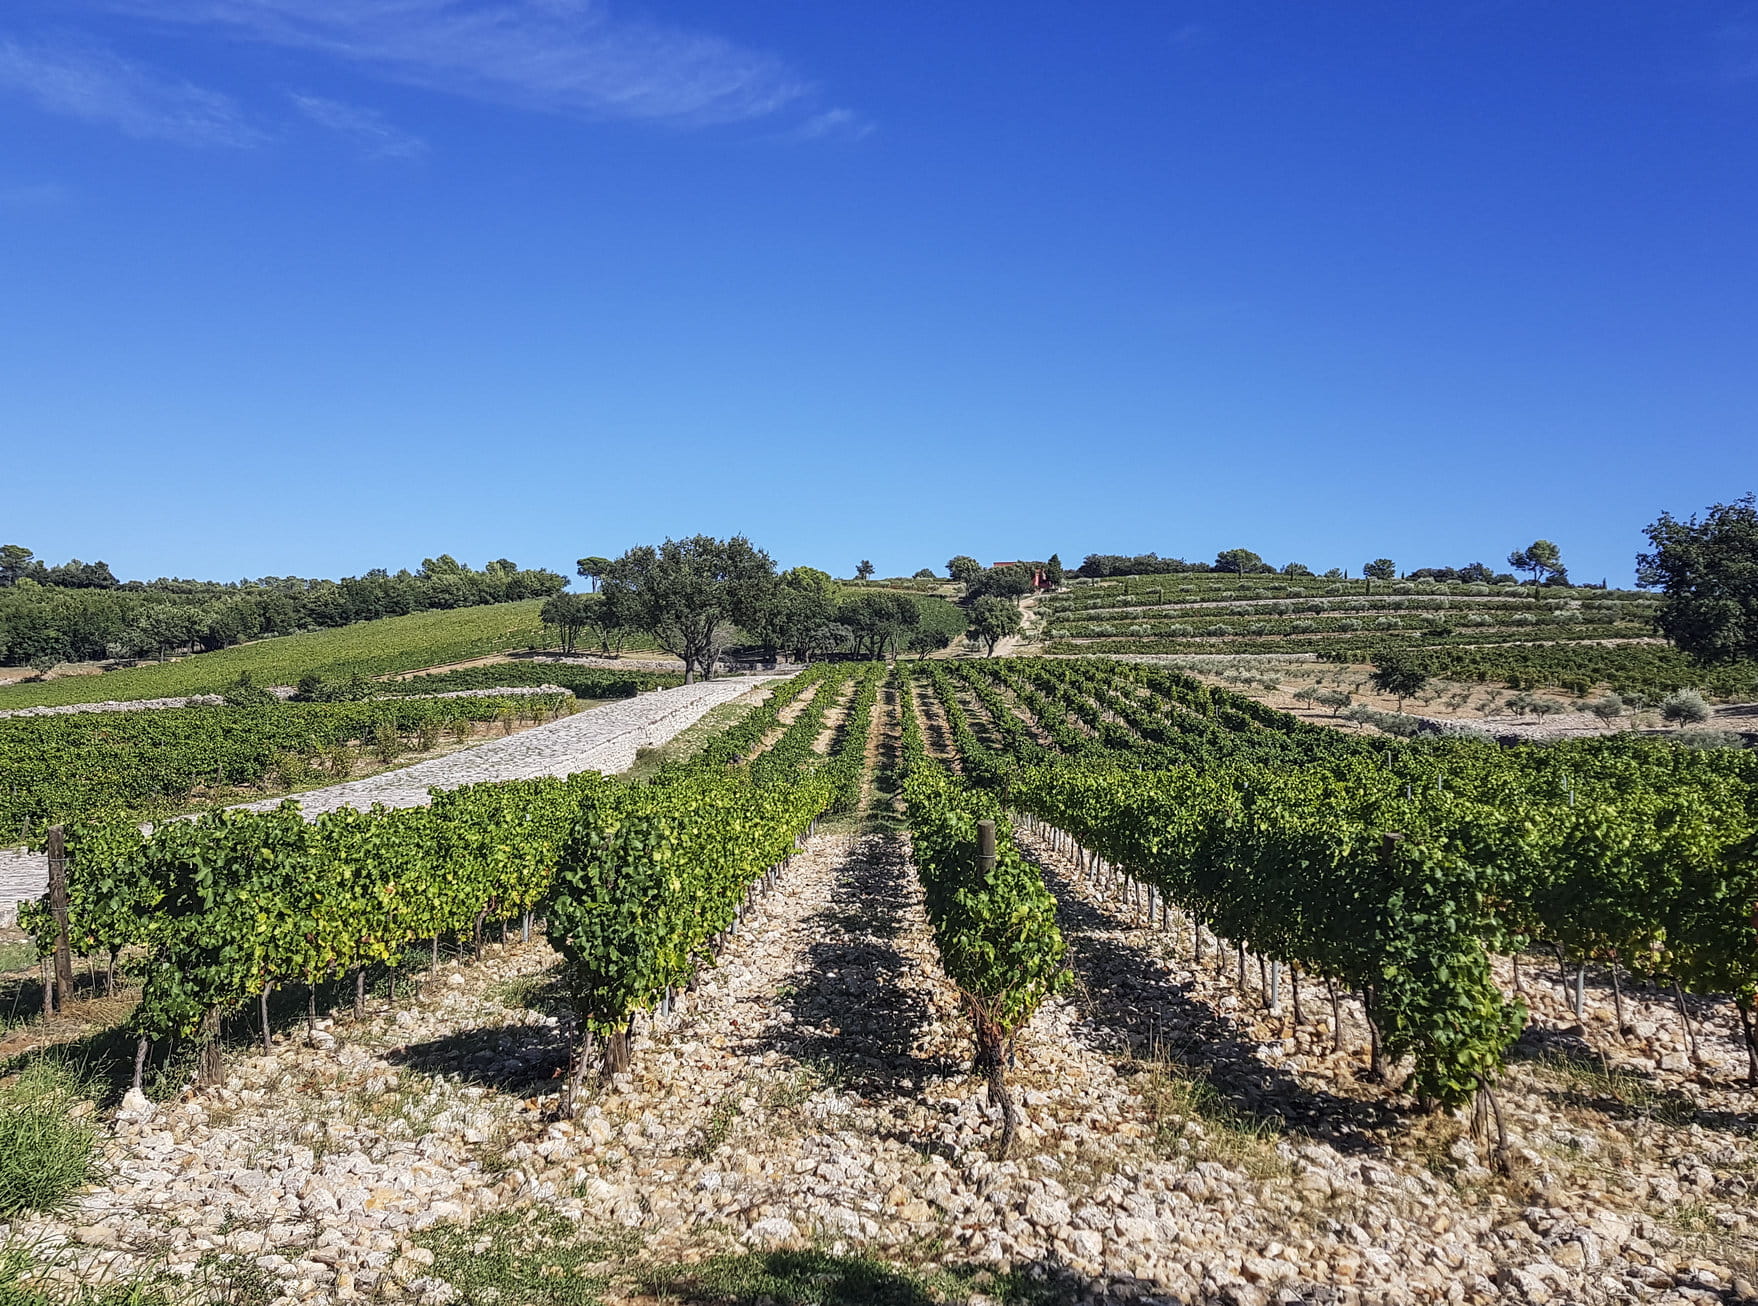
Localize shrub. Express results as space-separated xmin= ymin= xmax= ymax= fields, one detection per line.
xmin=220 ymin=672 xmax=275 ymax=708
xmin=1660 ymin=689 xmax=1712 ymax=727
xmin=0 ymin=1063 xmax=99 ymax=1216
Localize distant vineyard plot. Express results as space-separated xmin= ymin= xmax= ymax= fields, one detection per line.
xmin=1036 ymin=572 xmax=1757 ymax=700
xmin=1043 ymin=572 xmax=1661 ymax=653
xmin=0 ymin=603 xmax=553 ymax=710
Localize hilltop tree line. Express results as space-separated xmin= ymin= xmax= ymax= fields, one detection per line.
xmin=544 ymin=540 xmax=967 ymax=679
xmin=0 ymin=548 xmax=566 ymax=668
xmin=1069 ymin=546 xmax=1564 ymax=585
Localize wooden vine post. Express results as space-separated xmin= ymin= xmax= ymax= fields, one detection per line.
xmin=46 ymin=826 xmax=75 ymax=1013
xmin=977 ymin=819 xmax=997 ymax=876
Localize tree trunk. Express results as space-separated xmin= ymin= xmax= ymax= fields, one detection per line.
xmin=260 ymin=984 xmax=273 ymax=1053
xmin=1673 ymin=980 xmax=1700 ymax=1059
xmin=975 ymin=1016 xmax=1020 ymax=1158
xmin=1739 ymin=1002 xmax=1758 ymax=1088
xmin=198 ymin=1006 xmax=223 ymax=1086
xmin=132 ymin=1036 xmax=150 ymax=1093
xmin=603 ymin=1027 xmax=632 ymax=1075
xmin=561 ymin=1029 xmax=597 ymax=1119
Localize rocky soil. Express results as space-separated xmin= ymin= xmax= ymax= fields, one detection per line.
xmin=8 ymin=823 xmax=1755 ymax=1305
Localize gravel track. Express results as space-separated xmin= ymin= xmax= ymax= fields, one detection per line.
xmin=0 ymin=678 xmax=775 ymax=926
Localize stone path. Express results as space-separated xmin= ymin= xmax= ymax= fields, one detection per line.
xmin=0 ymin=678 xmax=774 ymax=926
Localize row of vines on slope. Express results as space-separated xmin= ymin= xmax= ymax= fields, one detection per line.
xmin=4 ymin=692 xmax=573 ymax=839
xmin=896 ymin=667 xmax=1069 ymax=1155
xmin=915 ymin=657 xmax=1758 ymax=1104
xmin=24 ymin=666 xmax=887 ymax=1099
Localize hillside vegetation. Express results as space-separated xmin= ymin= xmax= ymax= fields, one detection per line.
xmin=0 ymin=603 xmax=552 ymax=710
xmin=1037 ymin=572 xmax=1758 ymax=700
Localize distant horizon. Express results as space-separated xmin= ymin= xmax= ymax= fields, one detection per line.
xmin=0 ymin=531 xmax=1670 ymax=592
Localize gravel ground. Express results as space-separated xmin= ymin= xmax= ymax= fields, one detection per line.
xmin=0 ymin=678 xmax=775 ymax=925
xmin=14 ymin=825 xmax=1756 ymax=1305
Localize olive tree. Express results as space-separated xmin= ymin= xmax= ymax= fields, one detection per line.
xmin=1660 ymin=689 xmax=1711 ymax=727
xmin=947 ymin=555 xmax=982 ymax=584
xmin=541 ymin=592 xmax=594 ymax=654
xmin=967 ymin=596 xmax=1022 ymax=656
xmin=1638 ymin=495 xmax=1758 ymax=665
xmin=600 ymin=536 xmax=777 ymax=682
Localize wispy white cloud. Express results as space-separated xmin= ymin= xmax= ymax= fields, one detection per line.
xmin=291 ymin=92 xmax=426 ymax=156
xmin=785 ymin=107 xmax=874 ymax=143
xmin=97 ymin=0 xmax=816 ymax=128
xmin=0 ymin=35 xmax=263 ymax=146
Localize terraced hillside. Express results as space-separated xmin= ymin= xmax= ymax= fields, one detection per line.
xmin=1042 ymin=573 xmax=1660 ymax=653
xmin=1038 ymin=573 xmax=1758 ymax=702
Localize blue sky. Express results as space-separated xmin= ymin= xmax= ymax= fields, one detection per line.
xmin=2 ymin=2 xmax=1754 ymax=586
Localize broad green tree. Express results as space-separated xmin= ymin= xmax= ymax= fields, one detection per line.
xmin=750 ymin=567 xmax=839 ymax=662
xmin=541 ymin=592 xmax=594 ymax=654
xmin=1214 ymin=548 xmax=1270 ymax=574
xmin=855 ymin=560 xmax=876 ymax=581
xmin=971 ymin=565 xmax=1033 ymax=600
xmin=1638 ymin=495 xmax=1758 ymax=665
xmin=0 ymin=545 xmax=34 ymax=588
xmin=947 ymin=555 xmax=982 ymax=583
xmin=967 ymin=596 xmax=1022 ymax=656
xmin=575 ymin=556 xmax=612 ymax=593
xmin=1363 ymin=558 xmax=1397 ymax=582
xmin=1369 ymin=656 xmax=1427 ymax=712
xmin=601 ymin=536 xmax=778 ymax=682
xmin=838 ymin=591 xmax=920 ymax=659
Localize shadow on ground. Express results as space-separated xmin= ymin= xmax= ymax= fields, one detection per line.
xmin=1029 ymin=851 xmax=1398 ymax=1152
xmin=757 ymin=834 xmax=960 ymax=1096
xmin=388 ymin=1018 xmax=571 ymax=1093
xmin=639 ymin=1247 xmax=1346 ymax=1306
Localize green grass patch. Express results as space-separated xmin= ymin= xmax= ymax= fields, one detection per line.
xmin=415 ymin=1209 xmax=630 ymax=1306
xmin=1129 ymin=1058 xmax=1290 ymax=1177
xmin=642 ymin=1250 xmax=946 ymax=1306
xmin=0 ymin=1243 xmax=181 ymax=1305
xmin=0 ymin=1064 xmax=101 ymax=1217
xmin=622 ymin=693 xmax=764 ymax=782
xmin=0 ymin=942 xmax=37 ymax=975
xmin=0 ymin=604 xmax=553 ymax=710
